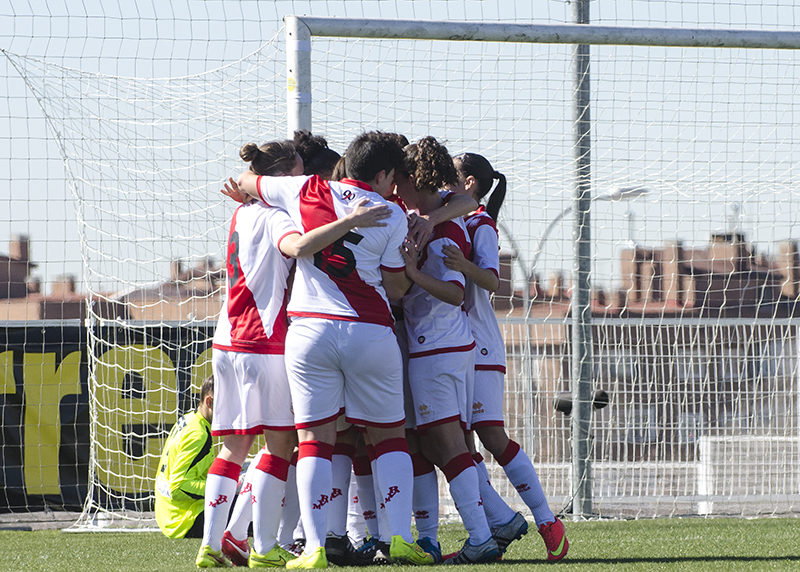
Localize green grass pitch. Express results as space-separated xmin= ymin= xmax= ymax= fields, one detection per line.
xmin=1 ymin=518 xmax=799 ymax=571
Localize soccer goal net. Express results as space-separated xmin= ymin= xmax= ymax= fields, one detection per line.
xmin=2 ymin=3 xmax=799 ymax=529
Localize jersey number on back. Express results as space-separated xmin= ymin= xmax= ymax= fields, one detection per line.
xmin=314 ymin=231 xmax=363 ymax=279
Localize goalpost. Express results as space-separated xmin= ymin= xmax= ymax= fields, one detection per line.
xmin=3 ymin=7 xmax=800 ymax=530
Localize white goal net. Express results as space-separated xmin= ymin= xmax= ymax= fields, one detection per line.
xmin=1 ymin=0 xmax=799 ymax=528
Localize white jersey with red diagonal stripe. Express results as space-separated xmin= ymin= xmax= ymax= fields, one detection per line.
xmin=256 ymin=174 xmax=408 ymax=327
xmin=464 ymin=207 xmax=506 ymax=372
xmin=403 ymin=217 xmax=475 ymax=357
xmin=212 ymin=201 xmax=299 ymax=354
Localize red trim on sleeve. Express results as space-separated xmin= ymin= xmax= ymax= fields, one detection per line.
xmin=495 ymin=440 xmax=521 ymax=467
xmin=448 ymin=280 xmax=465 ymax=290
xmin=380 ymin=265 xmax=406 ymax=273
xmin=208 ymin=458 xmax=241 ymax=481
xmin=256 ymin=454 xmax=291 ymax=482
xmin=338 ymin=178 xmax=374 ymax=192
xmin=442 ymin=452 xmax=475 ymax=483
xmin=276 ymin=230 xmax=302 ymax=259
xmin=256 ymin=175 xmax=272 ymax=205
xmin=298 ymin=441 xmax=335 ymax=462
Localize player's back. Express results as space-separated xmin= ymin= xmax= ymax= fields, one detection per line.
xmin=212 ymin=202 xmax=295 ymax=353
xmin=258 ymin=175 xmax=408 ymax=327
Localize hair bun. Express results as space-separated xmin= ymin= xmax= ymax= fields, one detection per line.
xmin=240 ymin=142 xmax=261 ymax=163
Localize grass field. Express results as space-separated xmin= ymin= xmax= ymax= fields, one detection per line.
xmin=2 ymin=518 xmax=799 ymax=572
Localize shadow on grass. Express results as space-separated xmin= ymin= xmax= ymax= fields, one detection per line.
xmin=502 ymin=555 xmax=800 ymax=565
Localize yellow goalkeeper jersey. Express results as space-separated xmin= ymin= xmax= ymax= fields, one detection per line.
xmin=154 ymin=410 xmax=214 ymax=538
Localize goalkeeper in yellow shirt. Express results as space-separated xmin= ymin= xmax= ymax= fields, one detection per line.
xmin=155 ymin=375 xmax=216 ymax=538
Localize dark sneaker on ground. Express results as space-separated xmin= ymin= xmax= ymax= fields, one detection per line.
xmin=491 ymin=511 xmax=529 ymax=554
xmin=324 ymin=532 xmax=374 ymax=566
xmin=416 ymin=537 xmax=442 ymax=563
xmin=443 ymin=537 xmax=501 ymax=565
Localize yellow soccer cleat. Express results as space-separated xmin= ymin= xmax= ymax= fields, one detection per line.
xmin=248 ymin=543 xmax=298 ymax=568
xmin=196 ymin=545 xmax=232 ymax=568
xmin=389 ymin=535 xmax=435 ymax=566
xmin=285 ymin=546 xmax=328 ymax=569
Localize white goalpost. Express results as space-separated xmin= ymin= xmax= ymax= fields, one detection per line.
xmin=2 ymin=3 xmax=800 ymax=530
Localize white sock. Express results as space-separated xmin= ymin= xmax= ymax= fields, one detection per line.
xmin=277 ymin=458 xmax=300 ymax=546
xmin=201 ymin=458 xmax=241 ymax=550
xmin=354 ymin=454 xmax=379 ymax=539
xmin=346 ymin=472 xmax=367 ymax=544
xmin=251 ymin=454 xmax=290 ymax=555
xmin=473 ymin=453 xmax=517 ymax=527
xmin=295 ymin=441 xmax=333 ymax=551
xmin=328 ymin=445 xmax=355 ymax=536
xmin=411 ymin=453 xmax=439 ymax=542
xmin=373 ymin=438 xmax=414 ymax=543
xmin=225 ymin=448 xmax=265 ymax=540
xmin=498 ymin=441 xmax=554 ymax=527
xmin=444 ymin=453 xmax=491 ymax=546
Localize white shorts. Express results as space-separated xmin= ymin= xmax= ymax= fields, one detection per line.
xmin=211 ymin=349 xmax=295 ymax=435
xmin=408 ymin=350 xmax=475 ymax=431
xmin=471 ymin=368 xmax=506 ymax=428
xmin=394 ymin=319 xmax=416 ymax=430
xmin=284 ymin=318 xmax=405 ymax=428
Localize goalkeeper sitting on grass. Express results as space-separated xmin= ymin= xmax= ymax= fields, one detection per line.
xmin=155 ymin=375 xmax=216 ymax=539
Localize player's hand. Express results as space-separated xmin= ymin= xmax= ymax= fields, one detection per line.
xmin=401 ymin=238 xmax=421 ymax=281
xmin=406 ymin=213 xmax=434 ymax=250
xmin=442 ymin=244 xmax=469 ymax=273
xmin=221 ymin=177 xmax=249 ymax=204
xmin=345 ymin=199 xmax=391 ymax=228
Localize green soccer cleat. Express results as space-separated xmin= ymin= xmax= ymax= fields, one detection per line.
xmin=389 ymin=536 xmax=435 ymax=566
xmin=196 ymin=545 xmax=232 ymax=568
xmin=285 ymin=546 xmax=328 ymax=569
xmin=248 ymin=543 xmax=298 ymax=568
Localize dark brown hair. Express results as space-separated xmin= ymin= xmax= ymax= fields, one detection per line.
xmin=293 ymin=130 xmax=341 ymax=178
xmin=402 ymin=136 xmax=457 ymax=194
xmin=240 ymin=140 xmax=297 ymax=176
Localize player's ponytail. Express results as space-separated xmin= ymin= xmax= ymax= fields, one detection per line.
xmin=239 ymin=140 xmax=298 ymax=176
xmin=293 ymin=129 xmax=341 ymax=179
xmin=455 ymin=153 xmax=506 ymax=222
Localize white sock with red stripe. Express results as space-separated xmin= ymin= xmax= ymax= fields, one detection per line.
xmin=373 ymin=437 xmax=414 ymax=543
xmin=473 ymin=452 xmax=517 ymax=527
xmin=443 ymin=453 xmax=491 ymax=546
xmin=346 ymin=474 xmax=368 ymax=544
xmin=225 ymin=448 xmax=265 ymax=541
xmin=202 ymin=458 xmax=241 ymax=550
xmin=251 ymin=453 xmax=290 ymax=555
xmin=353 ymin=453 xmax=380 ymax=539
xmin=411 ymin=452 xmax=439 ymax=542
xmin=496 ymin=440 xmax=554 ymax=526
xmin=277 ymin=453 xmax=300 ymax=546
xmin=368 ymin=445 xmax=391 ymax=542
xmin=295 ymin=441 xmax=334 ymax=551
xmin=328 ymin=443 xmax=356 ymax=536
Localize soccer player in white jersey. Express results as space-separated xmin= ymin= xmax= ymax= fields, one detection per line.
xmin=235 ymin=131 xmax=435 ymax=569
xmin=197 ymin=139 xmax=392 ymax=568
xmin=442 ymin=152 xmax=569 ymax=562
xmin=394 ymin=137 xmax=501 ymax=565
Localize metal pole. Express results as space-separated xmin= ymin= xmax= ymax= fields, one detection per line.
xmin=571 ymin=0 xmax=593 ymax=519
xmin=285 ymin=15 xmax=312 ymax=136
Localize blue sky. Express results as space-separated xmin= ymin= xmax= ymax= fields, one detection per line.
xmin=2 ymin=0 xmax=799 ymax=296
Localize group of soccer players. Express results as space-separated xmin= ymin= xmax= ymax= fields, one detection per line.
xmin=195 ymin=129 xmax=569 ymax=568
